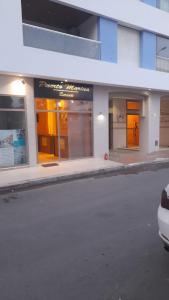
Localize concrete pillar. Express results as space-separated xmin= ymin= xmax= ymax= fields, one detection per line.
xmin=140 ymin=98 xmax=149 ymax=153
xmin=148 ymin=93 xmax=160 ymax=153
xmin=0 ymin=0 xmax=23 ymax=50
xmin=93 ymin=86 xmax=109 ymax=158
xmin=25 ymin=78 xmax=37 ymax=166
xmin=140 ymin=93 xmax=160 ymax=153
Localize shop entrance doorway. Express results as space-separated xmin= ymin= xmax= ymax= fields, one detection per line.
xmin=127 ymin=114 xmax=140 ymax=148
xmin=37 ymin=111 xmax=59 ymax=163
xmin=36 ymin=99 xmax=93 ymax=163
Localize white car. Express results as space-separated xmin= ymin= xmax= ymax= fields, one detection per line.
xmin=158 ymin=186 xmax=169 ymax=251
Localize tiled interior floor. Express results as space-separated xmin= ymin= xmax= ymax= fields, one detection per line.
xmin=38 ymin=152 xmax=58 ymax=163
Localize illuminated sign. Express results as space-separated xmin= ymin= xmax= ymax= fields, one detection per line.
xmin=34 ymin=79 xmax=93 ymax=101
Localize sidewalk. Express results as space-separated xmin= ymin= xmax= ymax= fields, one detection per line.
xmin=0 ymin=158 xmax=123 ymax=192
xmin=110 ymin=148 xmax=169 ymax=165
xmin=1 ymin=151 xmax=169 ymax=194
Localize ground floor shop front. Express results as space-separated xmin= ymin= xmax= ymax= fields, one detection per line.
xmin=0 ymin=76 xmax=94 ymax=168
xmin=109 ymin=93 xmax=169 ymax=154
xmin=0 ymin=75 xmax=169 ymax=170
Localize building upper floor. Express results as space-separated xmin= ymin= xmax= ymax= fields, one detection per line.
xmin=147 ymin=0 xmax=169 ymax=13
xmin=1 ymin=0 xmax=169 ymax=92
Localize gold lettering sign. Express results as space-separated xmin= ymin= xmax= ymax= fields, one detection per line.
xmin=35 ymin=79 xmax=93 ymax=101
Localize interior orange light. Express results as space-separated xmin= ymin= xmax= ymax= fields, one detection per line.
xmin=58 ymin=100 xmax=64 ymax=109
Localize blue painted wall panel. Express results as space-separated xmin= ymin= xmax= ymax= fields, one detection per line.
xmin=98 ymin=17 xmax=117 ymax=63
xmin=140 ymin=31 xmax=156 ymax=70
xmin=141 ymin=0 xmax=156 ymax=7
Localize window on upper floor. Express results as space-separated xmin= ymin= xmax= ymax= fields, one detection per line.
xmin=157 ymin=0 xmax=169 ymax=12
xmin=156 ymin=36 xmax=169 ymax=72
xmin=118 ymin=26 xmax=140 ymax=67
xmin=142 ymin=0 xmax=169 ymax=13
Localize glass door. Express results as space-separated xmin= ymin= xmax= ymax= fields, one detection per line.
xmin=36 ymin=111 xmax=59 ymax=163
xmin=127 ymin=114 xmax=140 ymax=148
xmin=58 ymin=112 xmax=92 ymax=160
xmin=126 ymin=100 xmax=140 ymax=149
xmin=67 ymin=113 xmax=92 ymax=159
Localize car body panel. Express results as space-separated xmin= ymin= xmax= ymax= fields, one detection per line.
xmin=158 ymin=187 xmax=169 ymax=247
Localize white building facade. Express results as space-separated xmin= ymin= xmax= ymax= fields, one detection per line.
xmin=1 ymin=0 xmax=169 ymax=168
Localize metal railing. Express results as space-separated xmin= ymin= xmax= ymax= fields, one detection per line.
xmin=23 ymin=23 xmax=101 ymax=60
xmin=156 ymin=55 xmax=169 ymax=72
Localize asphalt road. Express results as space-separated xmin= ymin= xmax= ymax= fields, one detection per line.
xmin=0 ymin=166 xmax=169 ymax=300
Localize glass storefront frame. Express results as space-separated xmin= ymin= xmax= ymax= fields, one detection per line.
xmin=35 ymin=98 xmax=93 ymax=163
xmin=0 ymin=94 xmax=29 ymax=168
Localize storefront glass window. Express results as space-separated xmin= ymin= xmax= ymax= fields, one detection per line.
xmin=0 ymin=96 xmax=28 ymax=168
xmin=0 ymin=96 xmax=25 ymax=109
xmin=59 ymin=112 xmax=92 ymax=160
xmin=127 ymin=101 xmax=140 ymax=110
xmin=36 ymin=98 xmax=93 ymax=163
xmin=58 ymin=100 xmax=92 ymax=112
xmin=36 ymin=98 xmax=57 ymax=110
xmin=36 ymin=98 xmax=92 ymax=112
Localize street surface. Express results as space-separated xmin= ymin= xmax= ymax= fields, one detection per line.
xmin=0 ymin=166 xmax=169 ymax=300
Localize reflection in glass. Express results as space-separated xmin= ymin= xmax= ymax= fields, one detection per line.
xmin=0 ymin=96 xmax=25 ymax=109
xmin=68 ymin=113 xmax=93 ymax=159
xmin=59 ymin=113 xmax=92 ymax=159
xmin=0 ymin=111 xmax=26 ymax=129
xmin=36 ymin=98 xmax=92 ymax=112
xmin=157 ymin=36 xmax=169 ymax=58
xmin=58 ymin=100 xmax=92 ymax=112
xmin=0 ymin=111 xmax=27 ymax=167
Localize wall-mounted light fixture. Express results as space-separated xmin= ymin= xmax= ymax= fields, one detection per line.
xmin=97 ymin=112 xmax=105 ymax=121
xmin=12 ymin=79 xmax=26 ymax=96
